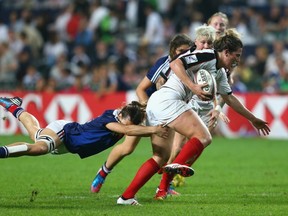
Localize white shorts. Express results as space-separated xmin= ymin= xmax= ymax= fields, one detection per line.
xmin=146 ymin=87 xmax=190 ymax=126
xmin=188 ymin=99 xmax=214 ymax=127
xmin=46 ymin=120 xmax=72 ymax=154
xmin=46 ymin=120 xmax=71 ymax=134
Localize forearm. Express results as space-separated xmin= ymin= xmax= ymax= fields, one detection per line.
xmin=218 ymin=96 xmax=226 ymax=108
xmin=224 ymin=94 xmax=256 ymax=121
xmin=124 ymin=125 xmax=156 ymax=136
xmin=136 ymin=91 xmax=149 ymax=105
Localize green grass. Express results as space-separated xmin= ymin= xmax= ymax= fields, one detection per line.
xmin=0 ymin=135 xmax=287 ymax=216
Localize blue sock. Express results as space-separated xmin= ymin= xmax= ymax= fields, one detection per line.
xmin=0 ymin=146 xmax=9 ymax=158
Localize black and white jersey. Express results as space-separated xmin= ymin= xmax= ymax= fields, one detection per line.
xmin=163 ymin=48 xmax=232 ymax=101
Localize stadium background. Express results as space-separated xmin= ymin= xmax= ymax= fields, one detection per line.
xmin=0 ymin=0 xmax=287 ymax=139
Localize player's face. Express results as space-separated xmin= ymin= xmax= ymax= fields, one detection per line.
xmin=222 ymin=48 xmax=242 ymax=71
xmin=209 ymin=16 xmax=227 ymax=38
xmin=175 ymin=44 xmax=191 ymax=55
xmin=195 ymin=36 xmax=213 ymax=50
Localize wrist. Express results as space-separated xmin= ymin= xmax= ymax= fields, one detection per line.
xmin=215 ymin=105 xmax=222 ymax=112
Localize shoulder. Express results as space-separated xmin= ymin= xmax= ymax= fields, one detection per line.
xmin=147 ymin=55 xmax=170 ymax=80
xmin=154 ymin=56 xmax=169 ymax=66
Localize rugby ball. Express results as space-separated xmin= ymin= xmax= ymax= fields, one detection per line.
xmin=194 ymin=69 xmax=216 ymax=99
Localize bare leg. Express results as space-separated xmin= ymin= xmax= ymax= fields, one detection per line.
xmin=167 ymin=132 xmax=186 ymax=164
xmin=18 ymin=111 xmax=41 ymax=141
xmin=106 ymin=136 xmax=141 ymax=170
xmin=91 ymin=136 xmax=141 ymax=193
xmin=0 ymin=128 xmax=62 ymax=158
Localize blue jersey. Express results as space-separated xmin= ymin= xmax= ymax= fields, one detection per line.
xmin=63 ymin=110 xmax=124 ymax=159
xmin=145 ymin=56 xmax=171 ymax=97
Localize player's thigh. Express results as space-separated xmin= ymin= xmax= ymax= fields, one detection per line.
xmin=169 ymin=109 xmax=210 ymax=140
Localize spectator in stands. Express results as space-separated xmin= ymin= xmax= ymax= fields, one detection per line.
xmin=34 ymin=14 xmax=50 ymax=44
xmin=141 ymin=3 xmax=165 ymax=51
xmin=88 ymin=0 xmax=109 ymax=33
xmin=106 ymin=58 xmax=132 ymax=91
xmin=7 ymin=29 xmax=23 ymax=56
xmin=22 ymin=65 xmax=43 ymax=91
xmin=122 ymin=62 xmax=141 ymax=89
xmin=111 ymin=38 xmax=136 ymax=74
xmin=21 ymin=10 xmax=43 ymax=61
xmin=43 ymin=29 xmax=68 ymax=67
xmin=66 ymin=9 xmax=83 ymax=42
xmin=229 ymin=8 xmax=256 ymax=45
xmin=89 ymin=63 xmax=118 ymax=97
xmin=57 ymin=67 xmax=75 ymax=91
xmin=65 ymin=74 xmax=91 ymax=93
xmin=74 ymin=15 xmax=93 ymax=48
xmin=8 ymin=11 xmax=23 ymax=33
xmin=264 ymin=40 xmax=288 ymax=77
xmin=71 ymin=44 xmax=91 ymax=67
xmin=266 ymin=5 xmax=283 ymax=41
xmin=89 ymin=40 xmax=111 ymax=66
xmin=0 ymin=42 xmax=18 ymax=88
xmin=54 ymin=4 xmax=74 ymax=42
xmin=0 ymin=18 xmax=9 ymax=42
xmin=96 ymin=5 xmax=120 ymax=45
xmin=263 ymin=55 xmax=288 ymax=93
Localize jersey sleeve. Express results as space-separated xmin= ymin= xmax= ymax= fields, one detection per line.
xmin=215 ymin=68 xmax=233 ymax=95
xmin=146 ymin=56 xmax=170 ymax=83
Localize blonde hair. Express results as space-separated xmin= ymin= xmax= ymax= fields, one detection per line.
xmin=207 ymin=12 xmax=229 ymax=26
xmin=195 ymin=25 xmax=216 ymax=43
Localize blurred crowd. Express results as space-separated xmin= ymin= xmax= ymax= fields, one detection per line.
xmin=0 ymin=0 xmax=288 ymax=95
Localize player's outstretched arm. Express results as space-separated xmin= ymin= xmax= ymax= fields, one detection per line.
xmin=221 ymin=94 xmax=270 ymax=136
xmin=106 ymin=122 xmax=169 ymax=138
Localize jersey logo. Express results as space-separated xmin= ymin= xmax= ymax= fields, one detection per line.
xmin=184 ymin=55 xmax=198 ymax=64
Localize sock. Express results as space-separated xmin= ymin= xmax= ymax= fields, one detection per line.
xmin=99 ymin=162 xmax=111 ymax=177
xmin=0 ymin=146 xmax=9 ymax=158
xmin=158 ymin=172 xmax=173 ymax=191
xmin=0 ymin=144 xmax=28 ymax=158
xmin=7 ymin=104 xmax=24 ymax=119
xmin=173 ymin=137 xmax=204 ymax=165
xmin=157 ymin=163 xmax=167 ymax=174
xmin=122 ymin=158 xmax=160 ymax=199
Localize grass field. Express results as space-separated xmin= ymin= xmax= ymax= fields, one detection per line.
xmin=0 ymin=135 xmax=287 ymax=216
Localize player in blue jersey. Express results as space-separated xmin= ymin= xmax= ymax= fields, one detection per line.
xmin=0 ymin=97 xmax=168 ymax=160
xmin=90 ymin=34 xmax=193 ymax=194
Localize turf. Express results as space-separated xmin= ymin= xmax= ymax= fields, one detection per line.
xmin=0 ymin=135 xmax=287 ymax=216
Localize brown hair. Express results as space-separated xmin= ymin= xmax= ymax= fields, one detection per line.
xmin=213 ymin=28 xmax=243 ymax=53
xmin=169 ymin=34 xmax=193 ymax=59
xmin=120 ymin=101 xmax=146 ymax=125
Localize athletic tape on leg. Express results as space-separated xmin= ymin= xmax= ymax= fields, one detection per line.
xmin=36 ymin=135 xmax=56 ymax=152
xmin=7 ymin=144 xmax=28 ymax=154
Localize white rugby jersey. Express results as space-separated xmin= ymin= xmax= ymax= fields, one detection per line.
xmin=162 ymin=48 xmax=232 ymax=101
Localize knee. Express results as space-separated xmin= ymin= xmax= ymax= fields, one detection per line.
xmin=153 ymin=151 xmax=170 ymax=166
xmin=200 ymin=133 xmax=212 ymax=147
xmin=30 ymin=143 xmax=49 ymax=155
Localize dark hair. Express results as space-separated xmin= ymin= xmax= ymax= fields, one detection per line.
xmin=213 ymin=28 xmax=243 ymax=53
xmin=169 ymin=34 xmax=193 ymax=59
xmin=120 ymin=101 xmax=146 ymax=125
